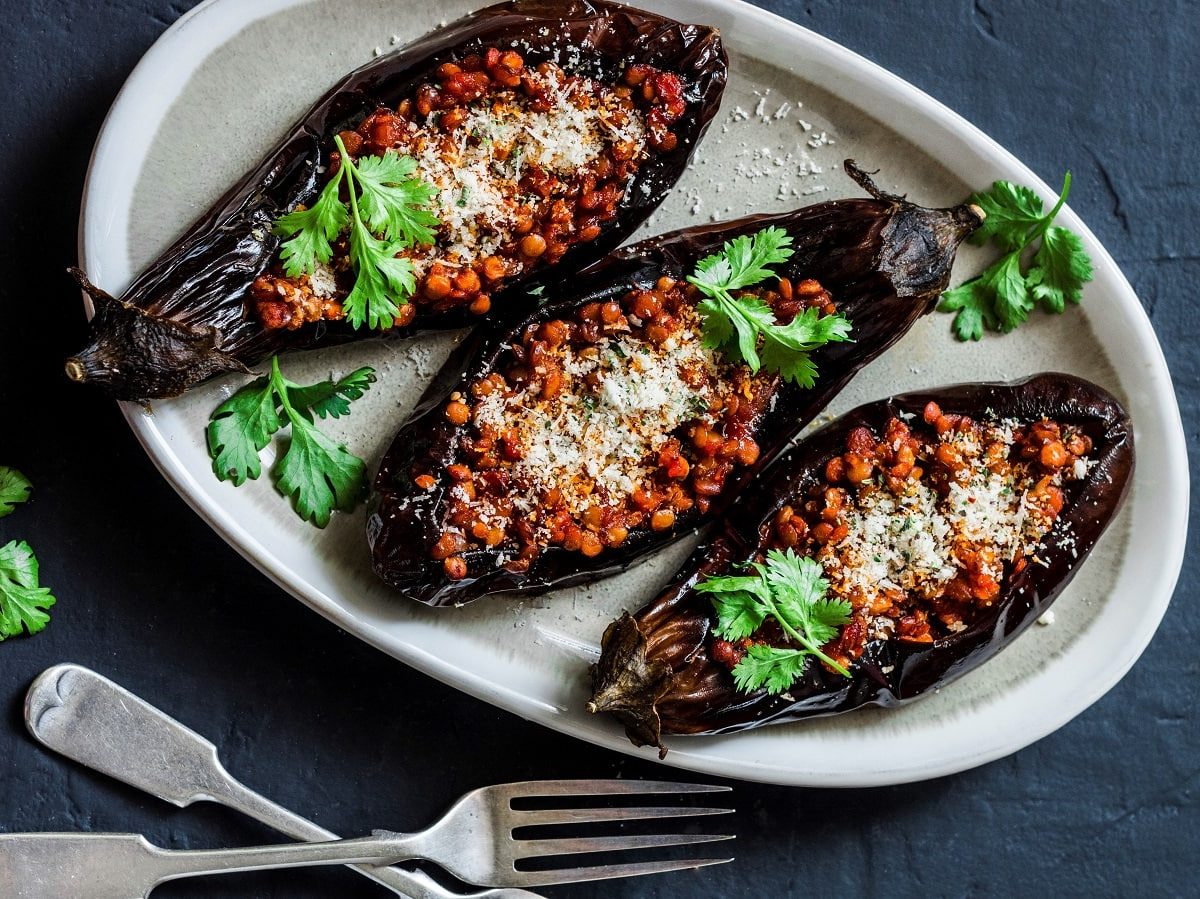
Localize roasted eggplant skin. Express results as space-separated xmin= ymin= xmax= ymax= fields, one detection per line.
xmin=66 ymin=0 xmax=728 ymax=403
xmin=588 ymin=373 xmax=1135 ymax=754
xmin=368 ymin=162 xmax=983 ymax=606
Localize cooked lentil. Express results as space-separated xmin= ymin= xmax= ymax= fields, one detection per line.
xmin=712 ymin=403 xmax=1094 ymax=671
xmin=425 ymin=276 xmax=836 ymax=577
xmin=252 ymin=50 xmax=685 ymax=331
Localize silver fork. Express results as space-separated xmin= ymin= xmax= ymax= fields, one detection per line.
xmin=368 ymin=778 xmax=733 ymax=886
xmin=25 ymin=664 xmax=734 ymax=889
xmin=0 ymin=831 xmax=467 ymax=899
xmin=25 ymin=665 xmax=499 ymax=899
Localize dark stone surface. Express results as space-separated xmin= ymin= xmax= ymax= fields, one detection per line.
xmin=0 ymin=0 xmax=1195 ymax=896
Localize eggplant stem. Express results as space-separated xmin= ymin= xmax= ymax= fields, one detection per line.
xmin=67 ymin=266 xmax=119 ymax=311
xmin=843 ymin=159 xmax=906 ymax=203
xmin=64 ymin=359 xmax=86 ymax=382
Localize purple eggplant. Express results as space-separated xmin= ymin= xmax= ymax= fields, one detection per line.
xmin=66 ymin=0 xmax=727 ymax=402
xmin=588 ymin=374 xmax=1134 ymax=755
xmin=368 ymin=162 xmax=983 ymax=605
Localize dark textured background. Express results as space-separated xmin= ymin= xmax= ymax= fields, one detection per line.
xmin=0 ymin=0 xmax=1195 ymax=896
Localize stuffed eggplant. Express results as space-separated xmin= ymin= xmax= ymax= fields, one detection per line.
xmin=587 ymin=374 xmax=1134 ymax=755
xmin=66 ymin=0 xmax=727 ymax=402
xmin=368 ymin=162 xmax=984 ymax=605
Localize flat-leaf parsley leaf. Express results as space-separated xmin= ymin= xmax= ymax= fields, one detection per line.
xmin=968 ymin=180 xmax=1046 ymax=251
xmin=939 ymin=173 xmax=1093 ymax=340
xmin=287 ymin=366 xmax=377 ymax=419
xmin=207 ymin=359 xmax=376 ymax=526
xmin=274 ymin=171 xmax=349 ymax=278
xmin=353 ymin=152 xmax=439 ymax=247
xmin=696 ymin=548 xmax=853 ymax=695
xmin=207 ymin=378 xmax=281 ymax=486
xmin=688 ymin=227 xmax=852 ymax=385
xmin=0 ymin=540 xmax=56 ymax=639
xmin=0 ymin=467 xmax=32 ymax=518
xmin=273 ymin=135 xmax=439 ymax=331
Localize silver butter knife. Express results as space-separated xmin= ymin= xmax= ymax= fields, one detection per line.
xmin=24 ymin=663 xmax=541 ymax=899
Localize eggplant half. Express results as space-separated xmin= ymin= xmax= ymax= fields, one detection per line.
xmin=66 ymin=0 xmax=728 ymax=402
xmin=588 ymin=374 xmax=1134 ymax=755
xmin=368 ymin=162 xmax=983 ymax=606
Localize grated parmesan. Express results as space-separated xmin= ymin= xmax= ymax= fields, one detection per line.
xmin=307 ymin=261 xmax=338 ymax=298
xmin=470 ymin=306 xmax=732 ymax=530
xmin=819 ymin=418 xmax=1089 ymax=634
xmin=390 ymin=69 xmax=647 ymax=273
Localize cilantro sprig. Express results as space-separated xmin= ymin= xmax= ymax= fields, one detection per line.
xmin=207 ymin=358 xmax=376 ymax=527
xmin=273 ymin=135 xmax=439 ymax=331
xmin=688 ymin=227 xmax=852 ymax=386
xmin=696 ymin=548 xmax=853 ymax=695
xmin=940 ymin=173 xmax=1094 ymax=340
xmin=0 ymin=467 xmax=55 ymax=640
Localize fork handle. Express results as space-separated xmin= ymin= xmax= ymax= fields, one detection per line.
xmin=27 ymin=665 xmax=537 ymax=899
xmin=215 ymin=777 xmax=497 ymax=898
xmin=150 ymin=835 xmax=405 ymax=881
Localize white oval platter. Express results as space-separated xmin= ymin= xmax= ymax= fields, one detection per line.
xmin=79 ymin=0 xmax=1187 ymax=786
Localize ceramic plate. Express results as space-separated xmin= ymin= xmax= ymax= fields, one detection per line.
xmin=79 ymin=0 xmax=1187 ymax=786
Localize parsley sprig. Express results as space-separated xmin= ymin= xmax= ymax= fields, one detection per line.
xmin=688 ymin=227 xmax=852 ymax=386
xmin=207 ymin=358 xmax=376 ymax=527
xmin=0 ymin=540 xmax=56 ymax=639
xmin=0 ymin=467 xmax=55 ymax=640
xmin=939 ymin=173 xmax=1094 ymax=340
xmin=696 ymin=548 xmax=853 ymax=695
xmin=0 ymin=466 xmax=32 ymax=518
xmin=274 ymin=135 xmax=439 ymax=330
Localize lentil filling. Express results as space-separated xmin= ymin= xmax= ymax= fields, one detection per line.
xmin=252 ymin=49 xmax=685 ymax=331
xmin=422 ymin=276 xmax=838 ymax=580
xmin=711 ymin=404 xmax=1095 ymax=674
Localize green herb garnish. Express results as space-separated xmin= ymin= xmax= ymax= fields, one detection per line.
xmin=0 ymin=540 xmax=56 ymax=640
xmin=696 ymin=548 xmax=853 ymax=694
xmin=273 ymin=136 xmax=439 ymax=330
xmin=940 ymin=173 xmax=1094 ymax=340
xmin=0 ymin=467 xmax=32 ymax=518
xmin=688 ymin=226 xmax=852 ymax=386
xmin=0 ymin=467 xmax=54 ymax=640
xmin=207 ymin=358 xmax=376 ymax=527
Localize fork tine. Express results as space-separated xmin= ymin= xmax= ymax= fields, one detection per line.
xmin=514 ymin=805 xmax=734 ymax=826
xmin=508 ymin=856 xmax=734 ymax=887
xmin=515 ymin=832 xmax=734 ymax=859
xmin=503 ymin=779 xmax=731 ymax=798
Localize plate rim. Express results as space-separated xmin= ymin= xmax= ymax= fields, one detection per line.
xmin=79 ymin=0 xmax=1190 ymax=786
